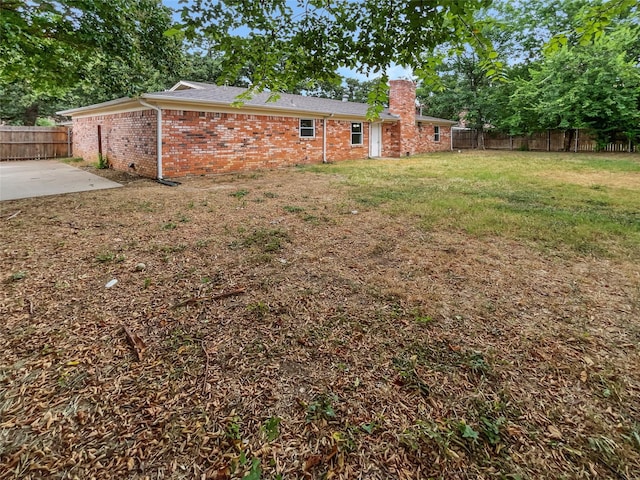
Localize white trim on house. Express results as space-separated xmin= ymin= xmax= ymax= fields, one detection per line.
xmin=60 ymin=98 xmax=392 ymax=123
xmin=369 ymin=123 xmax=382 ymax=157
xmin=58 ymin=98 xmax=144 ymax=117
xmin=299 ymin=119 xmax=316 ymax=138
xmin=351 ymin=122 xmax=363 ymax=146
xmin=168 ymin=80 xmax=214 ymax=91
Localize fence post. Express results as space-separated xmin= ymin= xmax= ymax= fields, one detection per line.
xmin=510 ymin=135 xmax=513 ymax=150
xmin=574 ymin=129 xmax=578 ymax=152
xmin=547 ymin=129 xmax=551 ymax=152
xmin=67 ymin=127 xmax=71 ymax=157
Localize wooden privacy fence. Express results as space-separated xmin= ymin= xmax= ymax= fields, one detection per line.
xmin=0 ymin=126 xmax=72 ymax=161
xmin=453 ymin=128 xmax=637 ymax=153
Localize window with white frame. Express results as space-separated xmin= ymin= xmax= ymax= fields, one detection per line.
xmin=351 ymin=122 xmax=363 ymax=145
xmin=434 ymin=125 xmax=440 ymax=142
xmin=300 ymin=119 xmax=315 ymax=137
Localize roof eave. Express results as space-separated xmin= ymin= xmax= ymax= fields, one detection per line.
xmin=416 ymin=117 xmax=457 ymax=125
xmin=57 ymin=98 xmax=142 ymax=117
xmin=142 ymin=94 xmax=394 ymax=121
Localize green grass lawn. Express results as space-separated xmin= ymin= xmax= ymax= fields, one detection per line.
xmin=307 ymin=150 xmax=640 ymax=258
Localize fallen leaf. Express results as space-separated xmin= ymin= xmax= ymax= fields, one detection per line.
xmin=303 ymin=455 xmax=323 ymax=471
xmin=548 ymin=425 xmax=563 ymax=440
xmin=44 ymin=411 xmax=55 ymax=430
xmin=580 ymin=370 xmax=588 ymax=382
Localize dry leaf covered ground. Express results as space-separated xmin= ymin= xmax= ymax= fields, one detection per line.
xmin=1 ymin=154 xmax=639 ymax=479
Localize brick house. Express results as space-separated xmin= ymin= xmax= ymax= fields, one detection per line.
xmin=59 ymin=79 xmax=455 ymax=179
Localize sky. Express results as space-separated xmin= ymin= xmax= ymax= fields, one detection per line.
xmin=160 ymin=0 xmax=413 ymax=82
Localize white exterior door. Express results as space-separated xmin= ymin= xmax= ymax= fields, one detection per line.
xmin=369 ymin=123 xmax=382 ymax=157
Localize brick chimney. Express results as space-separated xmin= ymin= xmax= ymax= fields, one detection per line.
xmin=389 ymin=79 xmax=417 ymax=156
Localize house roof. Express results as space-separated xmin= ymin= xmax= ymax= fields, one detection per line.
xmin=145 ymin=83 xmax=400 ymax=121
xmin=416 ymin=115 xmax=457 ymax=125
xmin=58 ymin=97 xmax=142 ymax=116
xmin=58 ymin=80 xmax=456 ymax=125
xmin=169 ymin=80 xmax=221 ymax=91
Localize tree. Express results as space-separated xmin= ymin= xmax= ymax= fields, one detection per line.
xmin=175 ymin=0 xmax=496 ymax=117
xmin=421 ymin=0 xmax=639 ymax=147
xmin=299 ymin=78 xmax=380 ymax=103
xmin=0 ymin=0 xmax=181 ymax=124
xmin=508 ymin=32 xmax=640 ymax=145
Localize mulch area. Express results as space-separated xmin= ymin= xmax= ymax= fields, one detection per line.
xmin=1 ymin=166 xmax=639 ymax=479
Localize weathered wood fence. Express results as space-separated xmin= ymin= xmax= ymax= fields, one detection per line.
xmin=453 ymin=128 xmax=636 ymax=153
xmin=0 ymin=126 xmax=72 ymax=161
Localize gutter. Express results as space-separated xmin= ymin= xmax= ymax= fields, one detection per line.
xmin=138 ymin=99 xmax=164 ymax=180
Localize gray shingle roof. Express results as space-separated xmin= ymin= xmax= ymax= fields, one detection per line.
xmin=144 ymin=83 xmax=399 ymax=120
xmin=416 ymin=115 xmax=457 ymax=125
xmin=59 ymin=80 xmax=456 ymax=125
xmin=170 ymin=80 xmax=221 ymax=90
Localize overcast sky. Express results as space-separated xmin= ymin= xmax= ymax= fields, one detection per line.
xmin=160 ymin=0 xmax=413 ymax=82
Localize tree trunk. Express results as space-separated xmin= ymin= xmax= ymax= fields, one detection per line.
xmin=22 ymin=103 xmax=39 ymax=126
xmin=563 ymin=129 xmax=575 ymax=152
xmin=477 ymin=129 xmax=485 ymax=150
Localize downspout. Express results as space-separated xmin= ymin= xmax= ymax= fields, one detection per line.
xmin=450 ymin=125 xmax=453 ymax=151
xmin=139 ymin=99 xmax=163 ymax=179
xmin=322 ymin=116 xmax=328 ymax=163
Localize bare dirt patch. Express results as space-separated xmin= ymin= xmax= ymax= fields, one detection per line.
xmin=1 ymin=167 xmax=639 ymax=479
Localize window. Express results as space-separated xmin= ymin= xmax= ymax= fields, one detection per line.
xmin=300 ymin=119 xmax=315 ymax=137
xmin=434 ymin=125 xmax=440 ymax=142
xmin=351 ymin=122 xmax=363 ymax=145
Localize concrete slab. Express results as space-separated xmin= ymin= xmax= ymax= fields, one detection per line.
xmin=0 ymin=160 xmax=122 ymax=201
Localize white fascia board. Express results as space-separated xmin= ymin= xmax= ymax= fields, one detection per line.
xmin=57 ymin=98 xmax=144 ymax=117
xmin=168 ymin=81 xmax=207 ymax=91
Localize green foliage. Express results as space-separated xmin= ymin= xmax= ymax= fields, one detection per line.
xmin=306 ymin=394 xmax=337 ymax=422
xmin=0 ymin=0 xmax=181 ymax=124
xmin=242 ymin=458 xmax=262 ymax=480
xmin=459 ymin=421 xmax=480 ymax=441
xmin=301 ymin=77 xmax=385 ymax=105
xmin=96 ymin=154 xmax=108 ymax=170
xmin=96 ymin=251 xmax=115 ymax=263
xmin=230 ymin=189 xmax=249 ymax=198
xmin=308 ymin=153 xmax=640 ymax=259
xmin=415 ymin=315 xmax=434 ymax=325
xmin=480 ymin=416 xmax=506 ymax=446
xmin=508 ymin=33 xmax=640 ymax=140
xmin=282 ymin=205 xmax=304 ymax=213
xmin=546 ymin=0 xmax=639 ymax=54
xmin=392 ymin=356 xmax=430 ymax=396
xmin=225 ymin=416 xmax=242 ymax=440
xmin=262 ymin=416 xmax=281 ymax=441
xmin=424 ymin=0 xmax=640 ymax=141
xmin=177 ymin=0 xmax=496 ymax=115
xmin=231 ymin=228 xmax=289 ymax=253
xmin=9 ymin=271 xmax=27 ymax=282
xmin=247 ymin=301 xmax=270 ymax=318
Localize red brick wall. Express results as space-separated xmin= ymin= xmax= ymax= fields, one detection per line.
xmin=71 ymin=90 xmax=450 ymax=179
xmin=382 ymin=122 xmax=401 ymax=157
xmin=387 ymin=80 xmax=452 ymax=155
xmin=389 ymin=80 xmax=417 ymax=156
xmin=415 ymin=123 xmax=452 ymax=153
xmin=72 ymin=110 xmax=157 ymax=178
xmin=326 ymin=119 xmax=369 ymax=161
xmin=161 ymin=111 xmax=370 ymax=177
